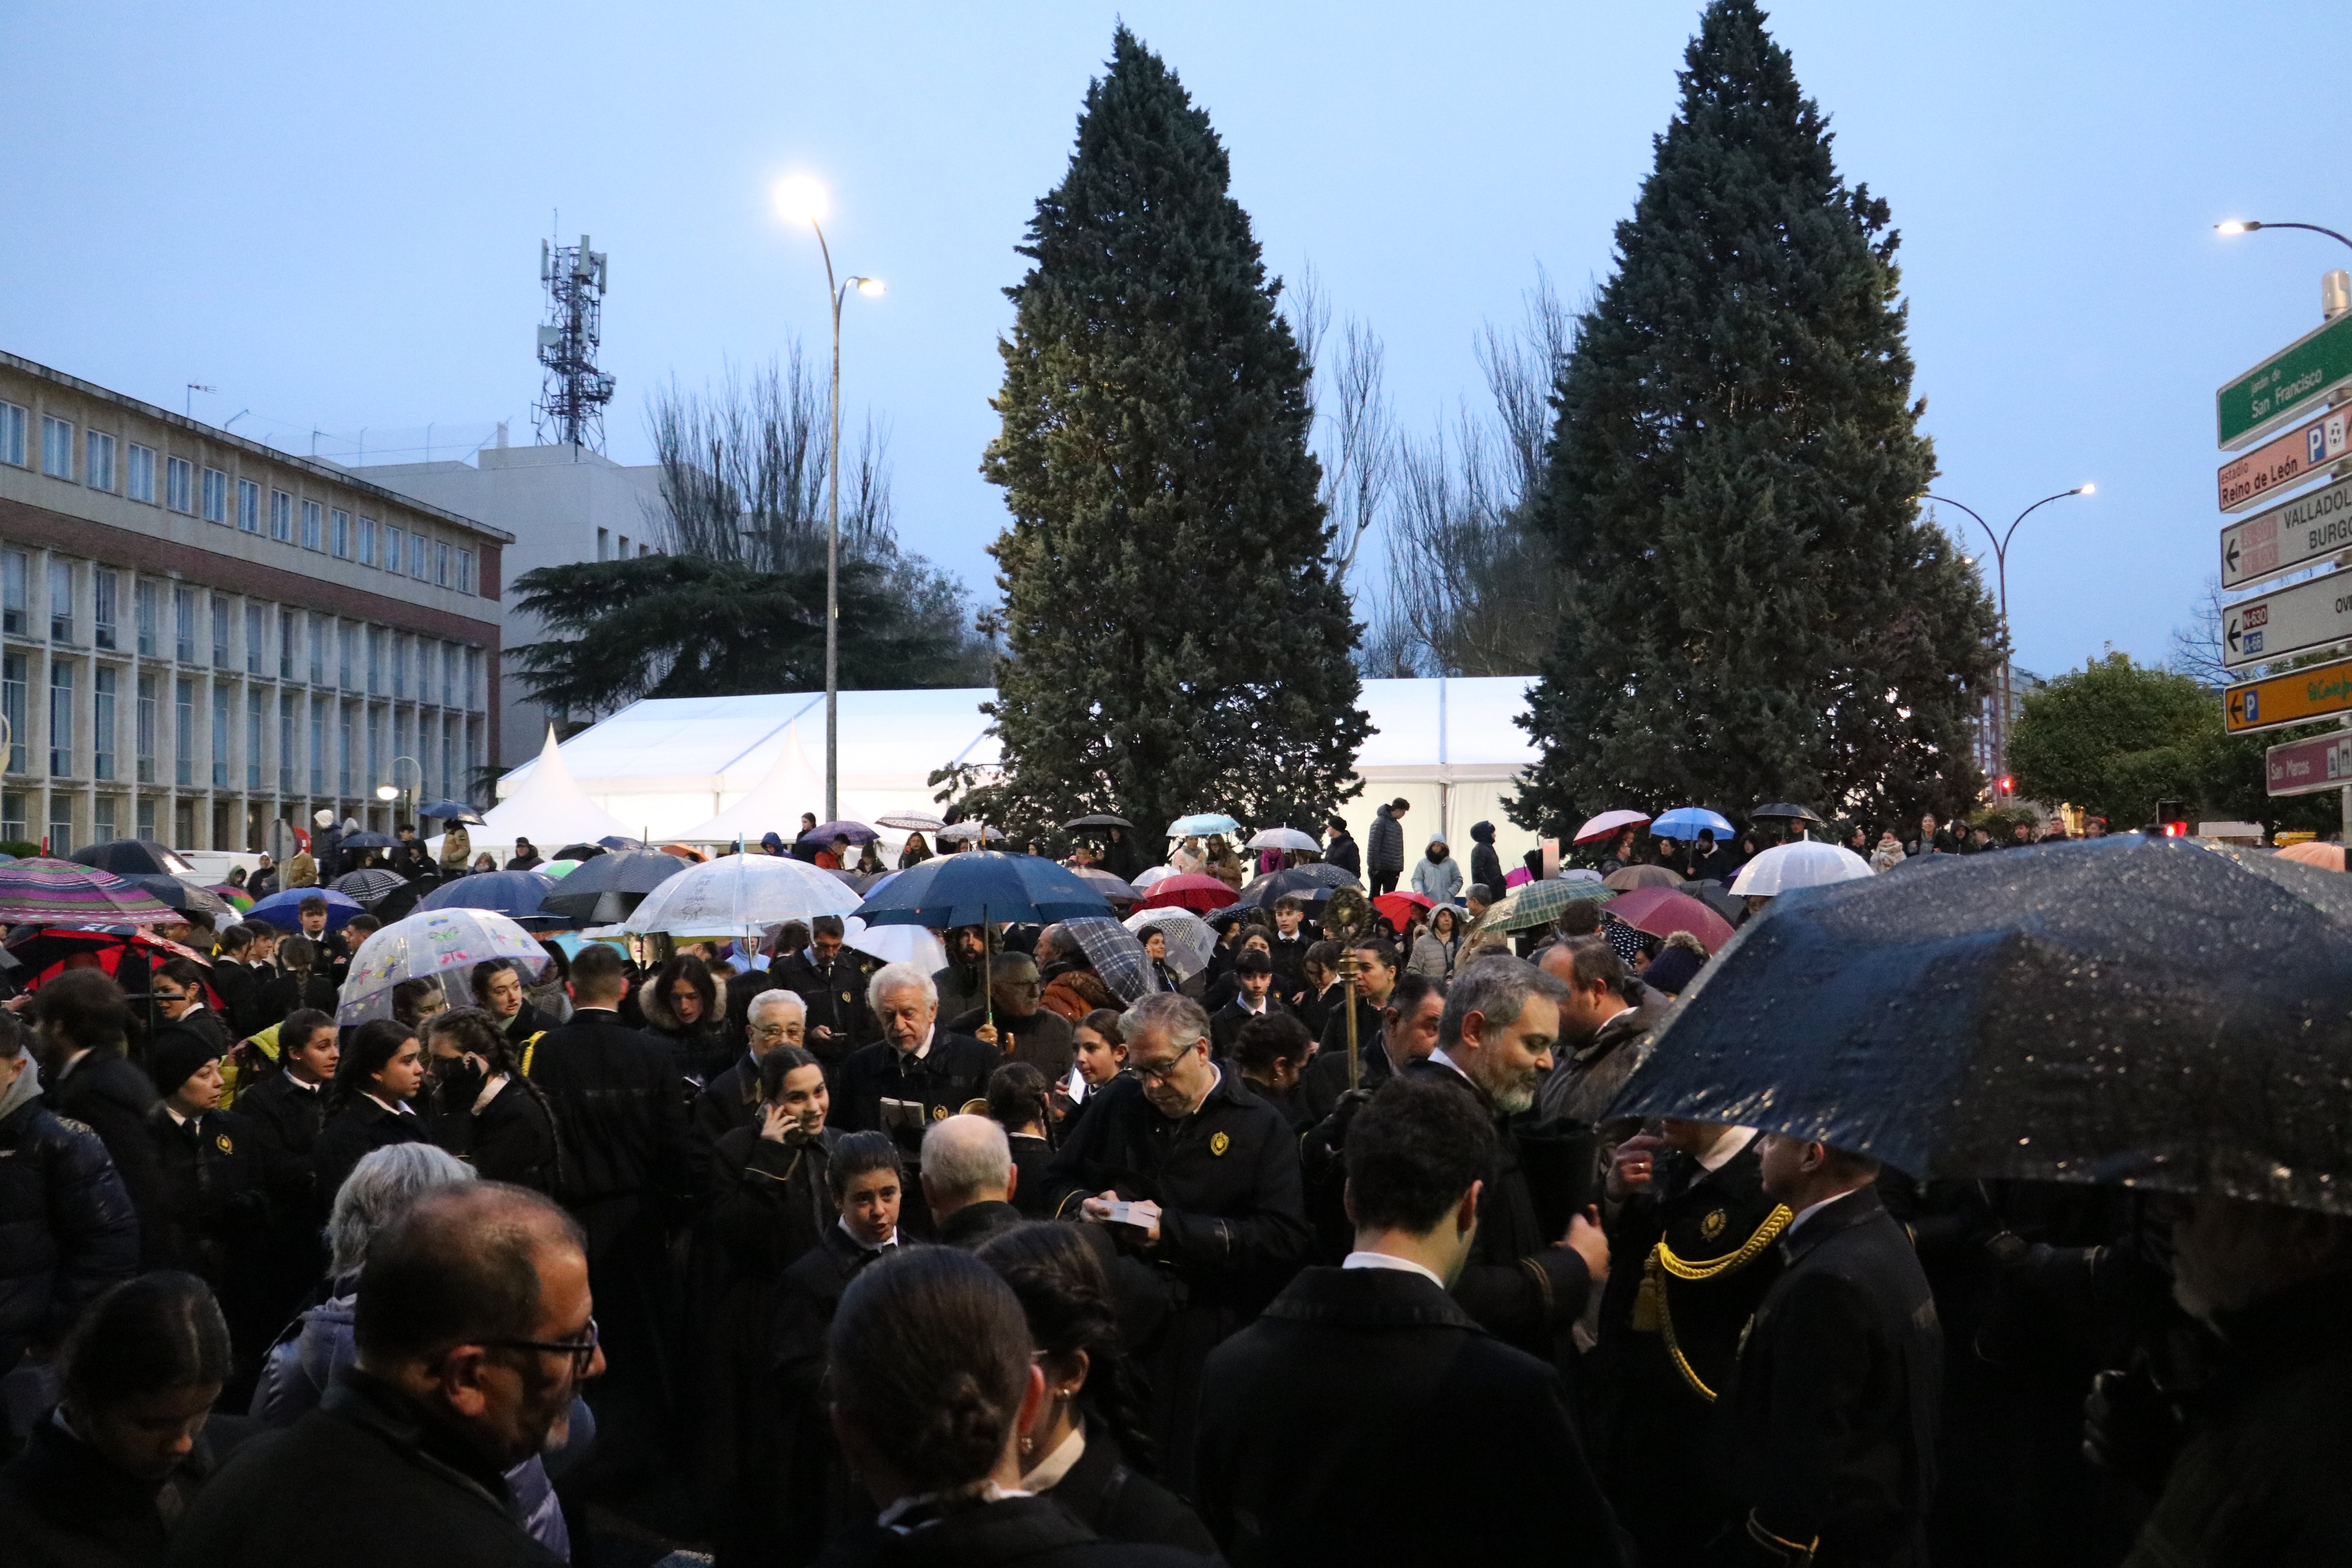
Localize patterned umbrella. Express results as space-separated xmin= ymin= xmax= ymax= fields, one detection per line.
xmin=935 ymin=822 xmax=1007 ymax=845
xmin=208 ymin=884 xmax=254 ymax=913
xmin=5 ymin=926 xmax=215 ymax=993
xmin=336 ymin=907 xmax=553 ymax=1024
xmin=1062 ymin=916 xmax=1155 ymax=1004
xmin=1122 ymin=907 xmax=1215 ymax=979
xmin=878 ymin=811 xmax=948 ymax=833
xmin=331 ymin=868 xmax=410 ymax=907
xmin=1485 ymin=877 xmax=1616 ymax=932
xmin=0 ymin=858 xmax=178 ymax=926
xmin=1245 ymin=827 xmax=1322 ymax=854
xmin=1605 ymin=886 xmax=1738 ymax=955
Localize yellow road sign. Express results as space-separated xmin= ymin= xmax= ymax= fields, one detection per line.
xmin=2223 ymin=654 xmax=2352 ymax=735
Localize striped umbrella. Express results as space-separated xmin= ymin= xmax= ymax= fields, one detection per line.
xmin=0 ymin=858 xmax=178 ymax=926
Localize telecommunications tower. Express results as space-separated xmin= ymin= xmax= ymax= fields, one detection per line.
xmin=534 ymin=234 xmax=615 ymax=451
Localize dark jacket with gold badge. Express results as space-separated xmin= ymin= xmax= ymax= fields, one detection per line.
xmin=1730 ymin=1183 xmax=1941 ymax=1568
xmin=772 ymin=949 xmax=876 ymax=1075
xmin=143 ymin=1103 xmax=268 ymax=1285
xmin=1592 ymin=1131 xmax=1787 ymax=1565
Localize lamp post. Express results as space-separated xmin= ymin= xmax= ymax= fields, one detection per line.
xmin=1925 ymin=486 xmax=2094 ymax=785
xmin=375 ymin=754 xmax=421 ymax=830
xmin=773 ymin=175 xmax=885 ymax=824
xmin=2216 ymin=219 xmax=2352 ymax=255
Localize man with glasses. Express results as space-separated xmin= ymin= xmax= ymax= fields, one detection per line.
xmin=176 ymin=1183 xmax=599 ymax=1565
xmin=688 ymin=988 xmax=806 ymax=1198
xmin=946 ymin=951 xmax=1074 ymax=1081
xmin=1044 ymin=991 xmax=1309 ymax=1492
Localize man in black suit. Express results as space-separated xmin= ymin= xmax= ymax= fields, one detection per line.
xmin=1401 ymin=955 xmax=1608 ymax=1361
xmin=920 ymin=1112 xmax=1025 ymax=1250
xmin=1300 ymin=962 xmax=1437 ymax=1122
xmin=1044 ymin=991 xmax=1310 ymax=1491
xmin=1195 ymin=1073 xmax=1625 ymax=1567
xmin=31 ymin=971 xmax=164 ymax=1234
xmin=833 ymin=962 xmax=995 ymax=1237
xmin=1731 ymin=1134 xmax=1941 ymax=1567
xmin=523 ymin=942 xmax=691 ymax=1477
xmin=1209 ymin=949 xmax=1294 ymax=1059
xmin=1590 ymin=1119 xmax=1785 ymax=1565
xmin=769 ymin=914 xmax=873 ymax=1078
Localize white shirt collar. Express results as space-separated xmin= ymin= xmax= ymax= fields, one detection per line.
xmin=1426 ymin=1047 xmax=1474 ymax=1084
xmin=1342 ymin=1250 xmax=1447 ymax=1290
xmin=1021 ymin=1422 xmax=1087 ymax=1492
xmin=876 ymin=1483 xmax=1031 ymax=1532
xmin=363 ymin=1091 xmax=415 ymax=1117
xmin=1695 ymin=1125 xmax=1759 ymax=1173
xmin=1786 ymin=1185 xmax=1864 ymax=1237
xmin=839 ymin=1218 xmax=898 ymax=1251
xmin=163 ymin=1104 xmax=191 ymax=1128
xmin=898 ymin=1026 xmax=935 ymax=1062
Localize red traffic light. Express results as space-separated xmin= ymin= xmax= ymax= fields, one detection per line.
xmin=1995 ymin=775 xmax=2015 ymax=795
xmin=2161 ymin=820 xmax=2190 ymax=837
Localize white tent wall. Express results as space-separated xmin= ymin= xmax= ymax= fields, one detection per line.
xmin=496 ymin=678 xmax=1545 ymax=873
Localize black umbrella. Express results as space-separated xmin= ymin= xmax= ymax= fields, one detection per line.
xmin=71 ymin=839 xmax=196 ymax=878
xmin=419 ymin=799 xmax=486 ymax=825
xmin=119 ymin=874 xmax=232 ymax=921
xmin=1751 ymin=802 xmax=1824 ymax=824
xmin=1610 ymin=835 xmax=2352 ymax=1214
xmin=537 ymin=850 xmax=690 ymax=924
xmin=1236 ymin=863 xmax=1361 ymax=909
xmin=554 ymin=844 xmax=610 ymax=863
xmin=338 ymin=830 xmax=396 ymax=850
xmin=1063 ymin=813 xmax=1134 ymax=831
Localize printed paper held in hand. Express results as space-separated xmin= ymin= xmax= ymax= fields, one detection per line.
xmin=1100 ymin=1198 xmax=1161 ymax=1231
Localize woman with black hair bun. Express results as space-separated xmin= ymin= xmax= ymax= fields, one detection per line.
xmin=983 ymin=1062 xmax=1057 ymax=1217
xmin=976 ymin=1222 xmax=1219 ymax=1556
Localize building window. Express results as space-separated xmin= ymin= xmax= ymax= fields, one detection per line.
xmin=331 ymin=508 xmax=351 ymax=559
xmin=202 ymin=467 xmax=228 ymax=524
xmin=441 ymin=718 xmax=455 ymax=800
xmin=49 ymin=560 xmax=73 ymax=643
xmin=367 ymin=708 xmax=383 ymax=793
xmin=93 ymin=570 xmax=117 ymax=651
xmin=392 ymin=634 xmax=407 ymax=701
xmin=279 ymin=694 xmax=295 ymax=795
xmin=49 ymin=662 xmax=73 ymax=777
xmin=245 ymin=603 xmax=263 ymax=674
xmin=135 ymin=797 xmax=154 ymax=840
xmin=457 ymin=550 xmax=475 ymax=595
xmin=308 ymin=615 xmax=325 ymax=686
xmin=465 ymin=648 xmax=482 ymax=711
xmin=174 ymin=588 xmax=196 ymax=664
xmin=367 ymin=628 xmax=384 ymax=696
xmin=93 ymin=797 xmax=116 ymax=843
xmin=174 ymin=678 xmax=194 ymax=787
xmin=211 ymin=594 xmax=229 ymax=668
xmin=0 ymin=655 xmax=23 ymax=773
xmin=411 ymin=539 xmax=431 ymax=583
xmin=0 ymin=793 xmax=21 ymax=843
xmin=93 ymin=666 xmax=116 ymax=781
xmin=85 ymin=431 xmax=114 ymax=492
xmin=166 ymin=456 xmax=193 ymax=513
xmin=127 ymin=443 xmax=155 ymax=504
xmin=238 ymin=478 xmax=260 ymax=533
xmin=434 ymin=541 xmax=450 ymax=588
xmin=384 ymin=526 xmax=404 ymax=575
xmin=1 ymin=552 xmax=24 ymax=637
xmin=279 ymin=610 xmax=295 ymax=680
xmin=339 ymin=705 xmax=354 ymax=795
xmin=47 ymin=804 xmax=71 ymax=858
xmin=439 ymin=643 xmax=455 ymax=707
xmin=247 ymin=689 xmax=263 ymax=790
xmin=0 ymin=402 xmax=25 ymax=467
xmin=40 ymin=417 xmax=73 ymax=479
xmin=270 ymin=490 xmax=292 ymax=543
xmin=309 ymin=699 xmax=325 ymax=794
xmin=597 ymin=528 xmax=610 ymax=562
xmin=212 ymin=685 xmax=229 ymax=788
xmin=358 ymin=516 xmax=377 ymax=566
xmin=134 ymin=579 xmax=158 ymax=656
xmin=301 ymin=499 xmax=323 ymax=552
xmin=136 ymin=673 xmax=156 ymax=783
xmin=338 ymin=624 xmax=355 ymax=690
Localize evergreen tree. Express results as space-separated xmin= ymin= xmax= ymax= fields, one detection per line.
xmin=977 ymin=27 xmax=1367 ymax=838
xmin=1512 ymin=0 xmax=1996 ymax=836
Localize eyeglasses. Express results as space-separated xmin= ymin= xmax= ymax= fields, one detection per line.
xmin=1130 ymin=1049 xmax=1198 ymax=1084
xmin=485 ymin=1316 xmax=598 ymax=1376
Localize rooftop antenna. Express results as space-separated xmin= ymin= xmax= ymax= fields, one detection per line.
xmin=534 ymin=228 xmax=615 ymax=454
xmin=185 ymin=383 xmax=214 ymax=418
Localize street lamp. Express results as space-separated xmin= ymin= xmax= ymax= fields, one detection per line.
xmin=773 ymin=174 xmax=885 ymax=824
xmin=1926 ymin=486 xmax=2095 ymax=784
xmin=2216 ymin=219 xmax=2352 ymax=254
xmin=376 ymin=754 xmax=421 ymax=828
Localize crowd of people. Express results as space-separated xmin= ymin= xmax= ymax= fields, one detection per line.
xmin=0 ymin=805 xmax=2328 ymax=1568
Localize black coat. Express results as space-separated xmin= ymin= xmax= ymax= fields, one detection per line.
xmin=309 ymin=1096 xmax=430 ymax=1208
xmin=768 ymin=1225 xmax=895 ymax=1567
xmin=1009 ymin=1132 xmax=1056 ymax=1217
xmin=813 ymin=1494 xmax=1206 ymax=1568
xmin=936 ymin=1197 xmax=1025 ymax=1250
xmin=234 ymin=1069 xmax=334 ymax=1332
xmin=688 ymin=1054 xmax=763 ymax=1199
xmin=169 ymin=1367 xmax=565 ymax=1566
xmin=207 ymin=960 xmax=268 ymax=1040
xmin=524 ymin=1009 xmax=690 ymax=1217
xmin=948 ymin=1005 xmax=1075 ymax=1082
xmin=1468 ymin=838 xmax=1505 ymax=902
xmin=772 ymin=950 xmax=876 ymax=1064
xmin=427 ymin=1071 xmax=558 ymax=1192
xmin=254 ymin=972 xmax=337 ymax=1034
xmin=1299 ymin=1010 xmax=1393 ymax=1123
xmin=1207 ymin=997 xmax=1294 ymax=1061
xmin=1042 ymin=1070 xmax=1309 ymax=1490
xmin=1397 ymin=1058 xmax=1592 ymax=1359
xmin=1590 ymin=1134 xmax=1785 ymax=1564
xmin=0 ymin=1408 xmax=243 ymax=1568
xmin=1042 ymin=1427 xmax=1220 ymax=1558
xmin=1365 ymin=810 xmax=1404 ymax=877
xmin=1731 ymin=1184 xmax=1941 ymax=1567
xmin=834 ymin=1034 xmax=995 ymax=1155
xmin=1322 ymin=831 xmax=1359 ymax=880
xmin=44 ymin=1052 xmax=163 ymax=1232
xmin=1194 ymin=1265 xmax=1624 ymax=1568
xmin=142 ymin=1105 xmax=268 ymax=1283
xmin=0 ymin=1091 xmax=138 ymax=1372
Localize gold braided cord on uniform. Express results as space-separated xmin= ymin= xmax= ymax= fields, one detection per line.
xmin=1650 ymin=1203 xmax=1794 ymax=1403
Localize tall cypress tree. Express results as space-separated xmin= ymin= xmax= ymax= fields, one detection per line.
xmin=1512 ymin=0 xmax=1996 ymax=835
xmin=979 ymin=27 xmax=1367 ymax=838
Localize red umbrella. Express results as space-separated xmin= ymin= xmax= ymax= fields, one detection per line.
xmin=1372 ymin=891 xmax=1434 ymax=930
xmin=1139 ymin=873 xmax=1241 ymax=914
xmin=1603 ymin=886 xmax=1736 ymax=955
xmin=7 ymin=927 xmax=221 ymax=1007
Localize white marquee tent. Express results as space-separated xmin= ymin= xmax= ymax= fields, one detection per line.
xmin=494 ymin=678 xmax=1549 ymax=872
xmin=475 ymin=726 xmax=638 ymax=850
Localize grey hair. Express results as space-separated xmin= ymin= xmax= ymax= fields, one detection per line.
xmin=868 ymin=961 xmax=938 ymax=1013
xmin=748 ymin=987 xmax=807 ymax=1024
xmin=920 ymin=1113 xmax=1012 ymax=1204
xmin=1439 ymin=956 xmax=1571 ymax=1053
xmin=326 ymin=1142 xmax=475 ymax=1278
xmin=1122 ymin=991 xmax=1210 ymax=1052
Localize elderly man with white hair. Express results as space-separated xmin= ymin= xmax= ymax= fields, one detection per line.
xmin=833 ymin=961 xmax=995 ymax=1238
xmin=688 ymin=987 xmax=808 ymax=1199
xmin=921 ymin=1112 xmax=1024 ymax=1249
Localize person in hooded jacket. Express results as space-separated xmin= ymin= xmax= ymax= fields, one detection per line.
xmin=32 ymin=971 xmax=166 ymax=1248
xmin=1467 ymin=822 xmax=1506 ymax=908
xmin=644 ymin=953 xmax=735 ymax=1091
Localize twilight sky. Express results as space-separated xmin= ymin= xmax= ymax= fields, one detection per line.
xmin=2 ymin=0 xmax=2336 ymax=681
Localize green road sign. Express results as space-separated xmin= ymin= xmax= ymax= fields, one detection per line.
xmin=2218 ymin=310 xmax=2352 ymax=450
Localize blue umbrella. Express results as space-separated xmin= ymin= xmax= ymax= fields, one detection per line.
xmin=416 ymin=869 xmax=565 ymax=928
xmin=853 ymin=851 xmax=1111 ymax=931
xmin=796 ymin=820 xmax=879 ymax=850
xmin=1166 ymin=812 xmax=1241 ymax=839
xmin=246 ymin=886 xmax=365 ymax=931
xmin=337 ymin=829 xmax=397 ymax=850
xmin=1650 ymin=806 xmax=1736 ymax=841
xmin=596 ymin=835 xmax=645 ymax=851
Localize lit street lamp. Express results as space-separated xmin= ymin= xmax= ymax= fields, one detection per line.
xmin=1926 ymin=486 xmax=2095 ymax=788
xmin=773 ymin=174 xmax=885 ymax=824
xmin=2216 ymin=219 xmax=2352 ymax=255
xmin=376 ymin=754 xmax=422 ymax=828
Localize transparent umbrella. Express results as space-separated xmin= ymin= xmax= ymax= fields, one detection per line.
xmin=623 ymin=853 xmax=860 ymax=938
xmin=337 ymin=908 xmax=551 ymax=1024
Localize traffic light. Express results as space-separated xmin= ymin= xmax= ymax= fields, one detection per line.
xmin=2155 ymin=800 xmax=2190 ymax=838
xmin=1995 ymin=775 xmax=2015 ymax=797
